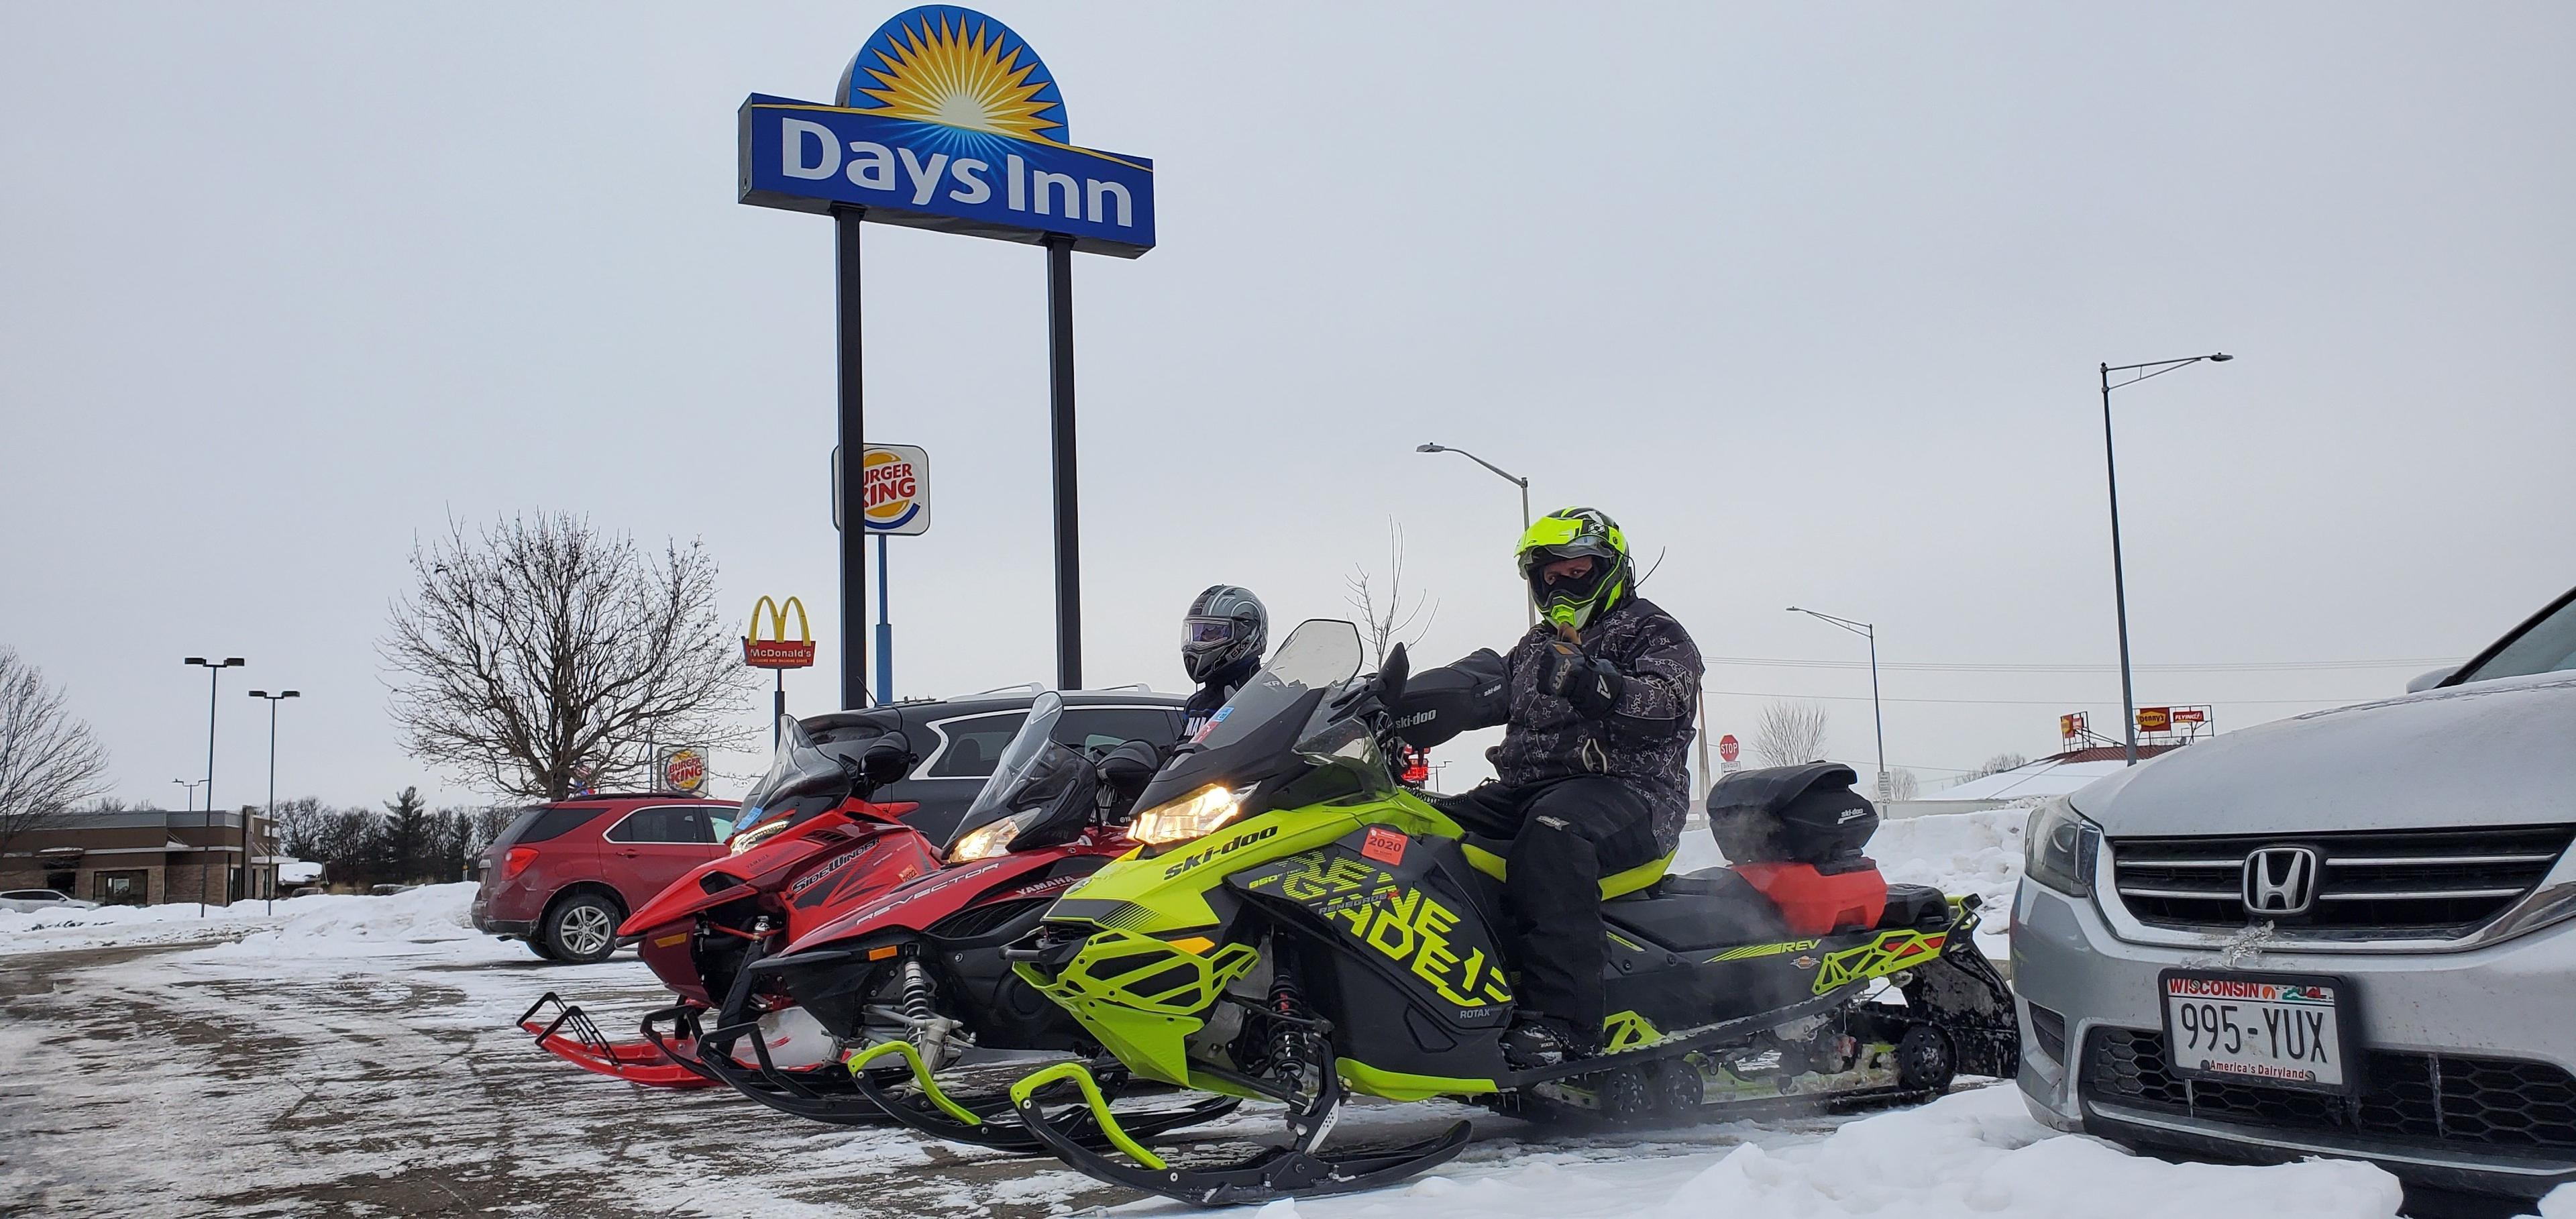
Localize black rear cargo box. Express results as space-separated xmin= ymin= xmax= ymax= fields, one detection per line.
xmin=1704 ymin=761 xmax=1879 ymax=871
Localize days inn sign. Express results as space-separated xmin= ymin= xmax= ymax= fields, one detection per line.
xmin=739 ymin=7 xmax=1155 ymax=256
xmin=741 ymin=5 xmax=1144 ymax=705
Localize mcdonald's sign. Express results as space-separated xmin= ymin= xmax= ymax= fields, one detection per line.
xmin=744 ymin=596 xmax=817 ymax=669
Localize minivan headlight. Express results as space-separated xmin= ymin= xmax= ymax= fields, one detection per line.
xmin=1130 ymin=785 xmax=1242 ymax=845
xmin=2025 ymin=796 xmax=2101 ymax=898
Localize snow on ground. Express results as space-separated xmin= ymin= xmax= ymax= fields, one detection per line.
xmin=1244 ymin=1085 xmax=2418 ymax=1219
xmin=0 ymin=882 xmax=484 ymax=957
xmin=2 ymin=823 xmax=2558 ymax=1218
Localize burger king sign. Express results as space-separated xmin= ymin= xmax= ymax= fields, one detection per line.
xmin=859 ymin=444 xmax=930 ymax=535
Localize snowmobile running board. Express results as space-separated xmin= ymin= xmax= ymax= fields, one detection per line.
xmin=1007 ymin=1059 xmax=1472 ymax=1208
xmin=516 ymin=993 xmax=722 ymax=1090
xmin=694 ymin=1017 xmax=893 ymax=1126
xmin=846 ymin=1041 xmax=1242 ymax=1154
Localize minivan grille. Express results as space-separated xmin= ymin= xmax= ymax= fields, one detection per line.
xmin=2108 ymin=825 xmax=2571 ymax=937
xmin=2083 ymin=1026 xmax=2576 ymax=1153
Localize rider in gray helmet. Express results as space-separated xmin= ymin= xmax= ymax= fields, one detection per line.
xmin=1180 ymin=585 xmax=1267 ymax=738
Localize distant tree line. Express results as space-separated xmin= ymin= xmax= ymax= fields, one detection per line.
xmin=269 ymin=787 xmax=519 ymax=889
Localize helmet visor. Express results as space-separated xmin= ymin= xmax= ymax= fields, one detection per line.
xmin=1183 ymin=617 xmax=1238 ymax=647
xmin=1518 ymin=537 xmax=1621 ymax=577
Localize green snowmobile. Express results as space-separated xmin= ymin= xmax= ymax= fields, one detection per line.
xmin=976 ymin=619 xmax=2016 ymax=1206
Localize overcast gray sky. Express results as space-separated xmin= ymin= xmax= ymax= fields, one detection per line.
xmin=4 ymin=2 xmax=2570 ymax=812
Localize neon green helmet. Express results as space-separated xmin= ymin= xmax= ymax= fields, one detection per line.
xmin=1515 ymin=507 xmax=1631 ymax=631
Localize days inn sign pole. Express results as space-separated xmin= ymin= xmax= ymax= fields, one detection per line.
xmin=836 ymin=209 xmax=869 ymax=705
xmin=741 ymin=6 xmax=1156 ymax=703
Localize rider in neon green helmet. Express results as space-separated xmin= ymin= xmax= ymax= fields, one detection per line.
xmin=1515 ymin=507 xmax=1632 ymax=632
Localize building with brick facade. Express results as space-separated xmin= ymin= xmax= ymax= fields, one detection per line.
xmin=1 ymin=808 xmax=281 ymax=907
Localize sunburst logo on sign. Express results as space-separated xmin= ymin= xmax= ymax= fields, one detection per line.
xmin=741 ymin=6 xmax=1155 ymax=256
xmin=839 ymin=6 xmax=1068 ymax=146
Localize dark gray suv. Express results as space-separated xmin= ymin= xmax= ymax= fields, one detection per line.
xmin=822 ymin=688 xmax=1190 ymax=849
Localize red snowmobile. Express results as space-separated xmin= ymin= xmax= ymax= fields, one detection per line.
xmin=517 ymin=712 xmax=934 ymax=1089
xmin=694 ymin=692 xmax=1238 ymax=1148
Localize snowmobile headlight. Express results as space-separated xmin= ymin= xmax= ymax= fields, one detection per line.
xmin=2024 ymin=796 xmax=2100 ymax=898
xmin=948 ymin=818 xmax=1019 ymax=863
xmin=1129 ymin=784 xmax=1242 ymax=845
xmin=729 ymin=819 xmax=792 ymax=855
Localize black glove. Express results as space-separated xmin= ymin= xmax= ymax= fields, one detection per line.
xmin=1539 ymin=641 xmax=1624 ymax=718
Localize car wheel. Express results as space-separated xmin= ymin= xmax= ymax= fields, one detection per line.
xmin=543 ymin=894 xmax=621 ymax=964
xmin=527 ymin=937 xmax=559 ymax=961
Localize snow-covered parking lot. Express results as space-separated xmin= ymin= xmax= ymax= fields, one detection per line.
xmin=0 ymin=813 xmax=2555 ymax=1218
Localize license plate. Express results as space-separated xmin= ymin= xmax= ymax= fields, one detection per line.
xmin=2158 ymin=970 xmax=2357 ymax=1094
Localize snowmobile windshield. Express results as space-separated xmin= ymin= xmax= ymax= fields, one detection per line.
xmin=964 ymin=692 xmax=1082 ymax=826
xmin=1131 ymin=619 xmax=1368 ymax=822
xmin=730 ymin=713 xmax=851 ymax=853
xmin=947 ymin=692 xmax=1093 ymax=860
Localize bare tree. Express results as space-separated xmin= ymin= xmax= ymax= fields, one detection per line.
xmin=382 ymin=513 xmax=753 ymax=802
xmin=1956 ymin=752 xmax=2032 ymax=784
xmin=471 ymin=804 xmax=519 ymax=853
xmin=1885 ymin=767 xmax=1922 ymax=802
xmin=1344 ymin=521 xmax=1438 ymax=665
xmin=1750 ymin=701 xmax=1831 ymax=767
xmin=0 ymin=648 xmax=111 ymax=859
xmin=270 ymin=796 xmax=332 ymax=859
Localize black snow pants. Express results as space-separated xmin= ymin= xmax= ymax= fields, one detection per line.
xmin=1440 ymin=774 xmax=1663 ymax=1047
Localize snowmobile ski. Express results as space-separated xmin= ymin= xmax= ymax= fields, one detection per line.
xmin=845 ymin=1040 xmax=1242 ymax=1153
xmin=517 ymin=992 xmax=722 ymax=1090
xmin=1007 ymin=1058 xmax=1471 ymax=1208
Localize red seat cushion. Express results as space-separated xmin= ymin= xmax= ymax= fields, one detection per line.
xmin=1732 ymin=861 xmax=1888 ymax=935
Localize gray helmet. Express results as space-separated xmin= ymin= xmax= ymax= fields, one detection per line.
xmin=1182 ymin=585 xmax=1267 ymax=684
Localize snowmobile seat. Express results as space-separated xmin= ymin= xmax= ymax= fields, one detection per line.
xmin=1459 ymin=838 xmax=1673 ymax=900
xmin=1606 ymin=866 xmax=1792 ymax=951
xmin=1876 ymin=883 xmax=1949 ymax=931
xmin=1732 ymin=861 xmax=1888 ymax=935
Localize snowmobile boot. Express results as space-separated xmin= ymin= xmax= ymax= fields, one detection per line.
xmin=1502 ymin=1016 xmax=1591 ymax=1069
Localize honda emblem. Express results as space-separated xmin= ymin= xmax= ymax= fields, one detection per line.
xmin=2243 ymin=846 xmax=2319 ymax=916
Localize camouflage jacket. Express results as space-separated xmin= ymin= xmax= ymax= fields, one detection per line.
xmin=1481 ymin=596 xmax=1705 ymax=849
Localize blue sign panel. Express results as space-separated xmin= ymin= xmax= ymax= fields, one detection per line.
xmin=739 ymin=7 xmax=1155 ymax=258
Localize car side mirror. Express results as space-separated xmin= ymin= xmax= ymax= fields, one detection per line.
xmin=857 ymin=737 xmax=917 ymax=789
xmin=2406 ymin=666 xmax=2459 ymax=694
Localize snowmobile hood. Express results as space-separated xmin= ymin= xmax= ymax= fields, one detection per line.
xmin=616 ymin=799 xmax=919 ymax=938
xmin=777 ymin=831 xmax=1127 ymax=957
xmin=2070 ymin=670 xmax=2576 ymax=837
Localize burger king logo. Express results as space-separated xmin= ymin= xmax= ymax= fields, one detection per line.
xmin=861 ymin=445 xmax=930 ymax=534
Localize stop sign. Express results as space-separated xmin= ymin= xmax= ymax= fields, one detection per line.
xmin=1718 ymin=734 xmax=1740 ymax=763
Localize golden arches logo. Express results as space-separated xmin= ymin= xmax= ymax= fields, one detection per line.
xmin=743 ymin=596 xmax=818 ymax=669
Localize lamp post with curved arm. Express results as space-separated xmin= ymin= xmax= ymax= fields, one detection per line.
xmin=2100 ymin=353 xmax=2233 ymax=765
xmin=1787 ymin=607 xmax=1885 ymax=803
xmin=1417 ymin=443 xmax=1534 ymax=626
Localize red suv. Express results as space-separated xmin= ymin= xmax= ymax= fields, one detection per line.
xmin=471 ymin=795 xmax=738 ymax=963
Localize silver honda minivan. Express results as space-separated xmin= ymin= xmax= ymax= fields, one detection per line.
xmin=2013 ymin=585 xmax=2576 ymax=1199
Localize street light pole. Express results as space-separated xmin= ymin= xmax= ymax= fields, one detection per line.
xmin=248 ymin=690 xmax=299 ymax=914
xmin=184 ymin=657 xmax=244 ymax=914
xmin=172 ymin=779 xmax=205 ymax=810
xmin=1788 ymin=607 xmax=1886 ymax=803
xmin=2098 ymin=352 xmax=2233 ymax=765
xmin=1417 ymin=443 xmax=1536 ymax=626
